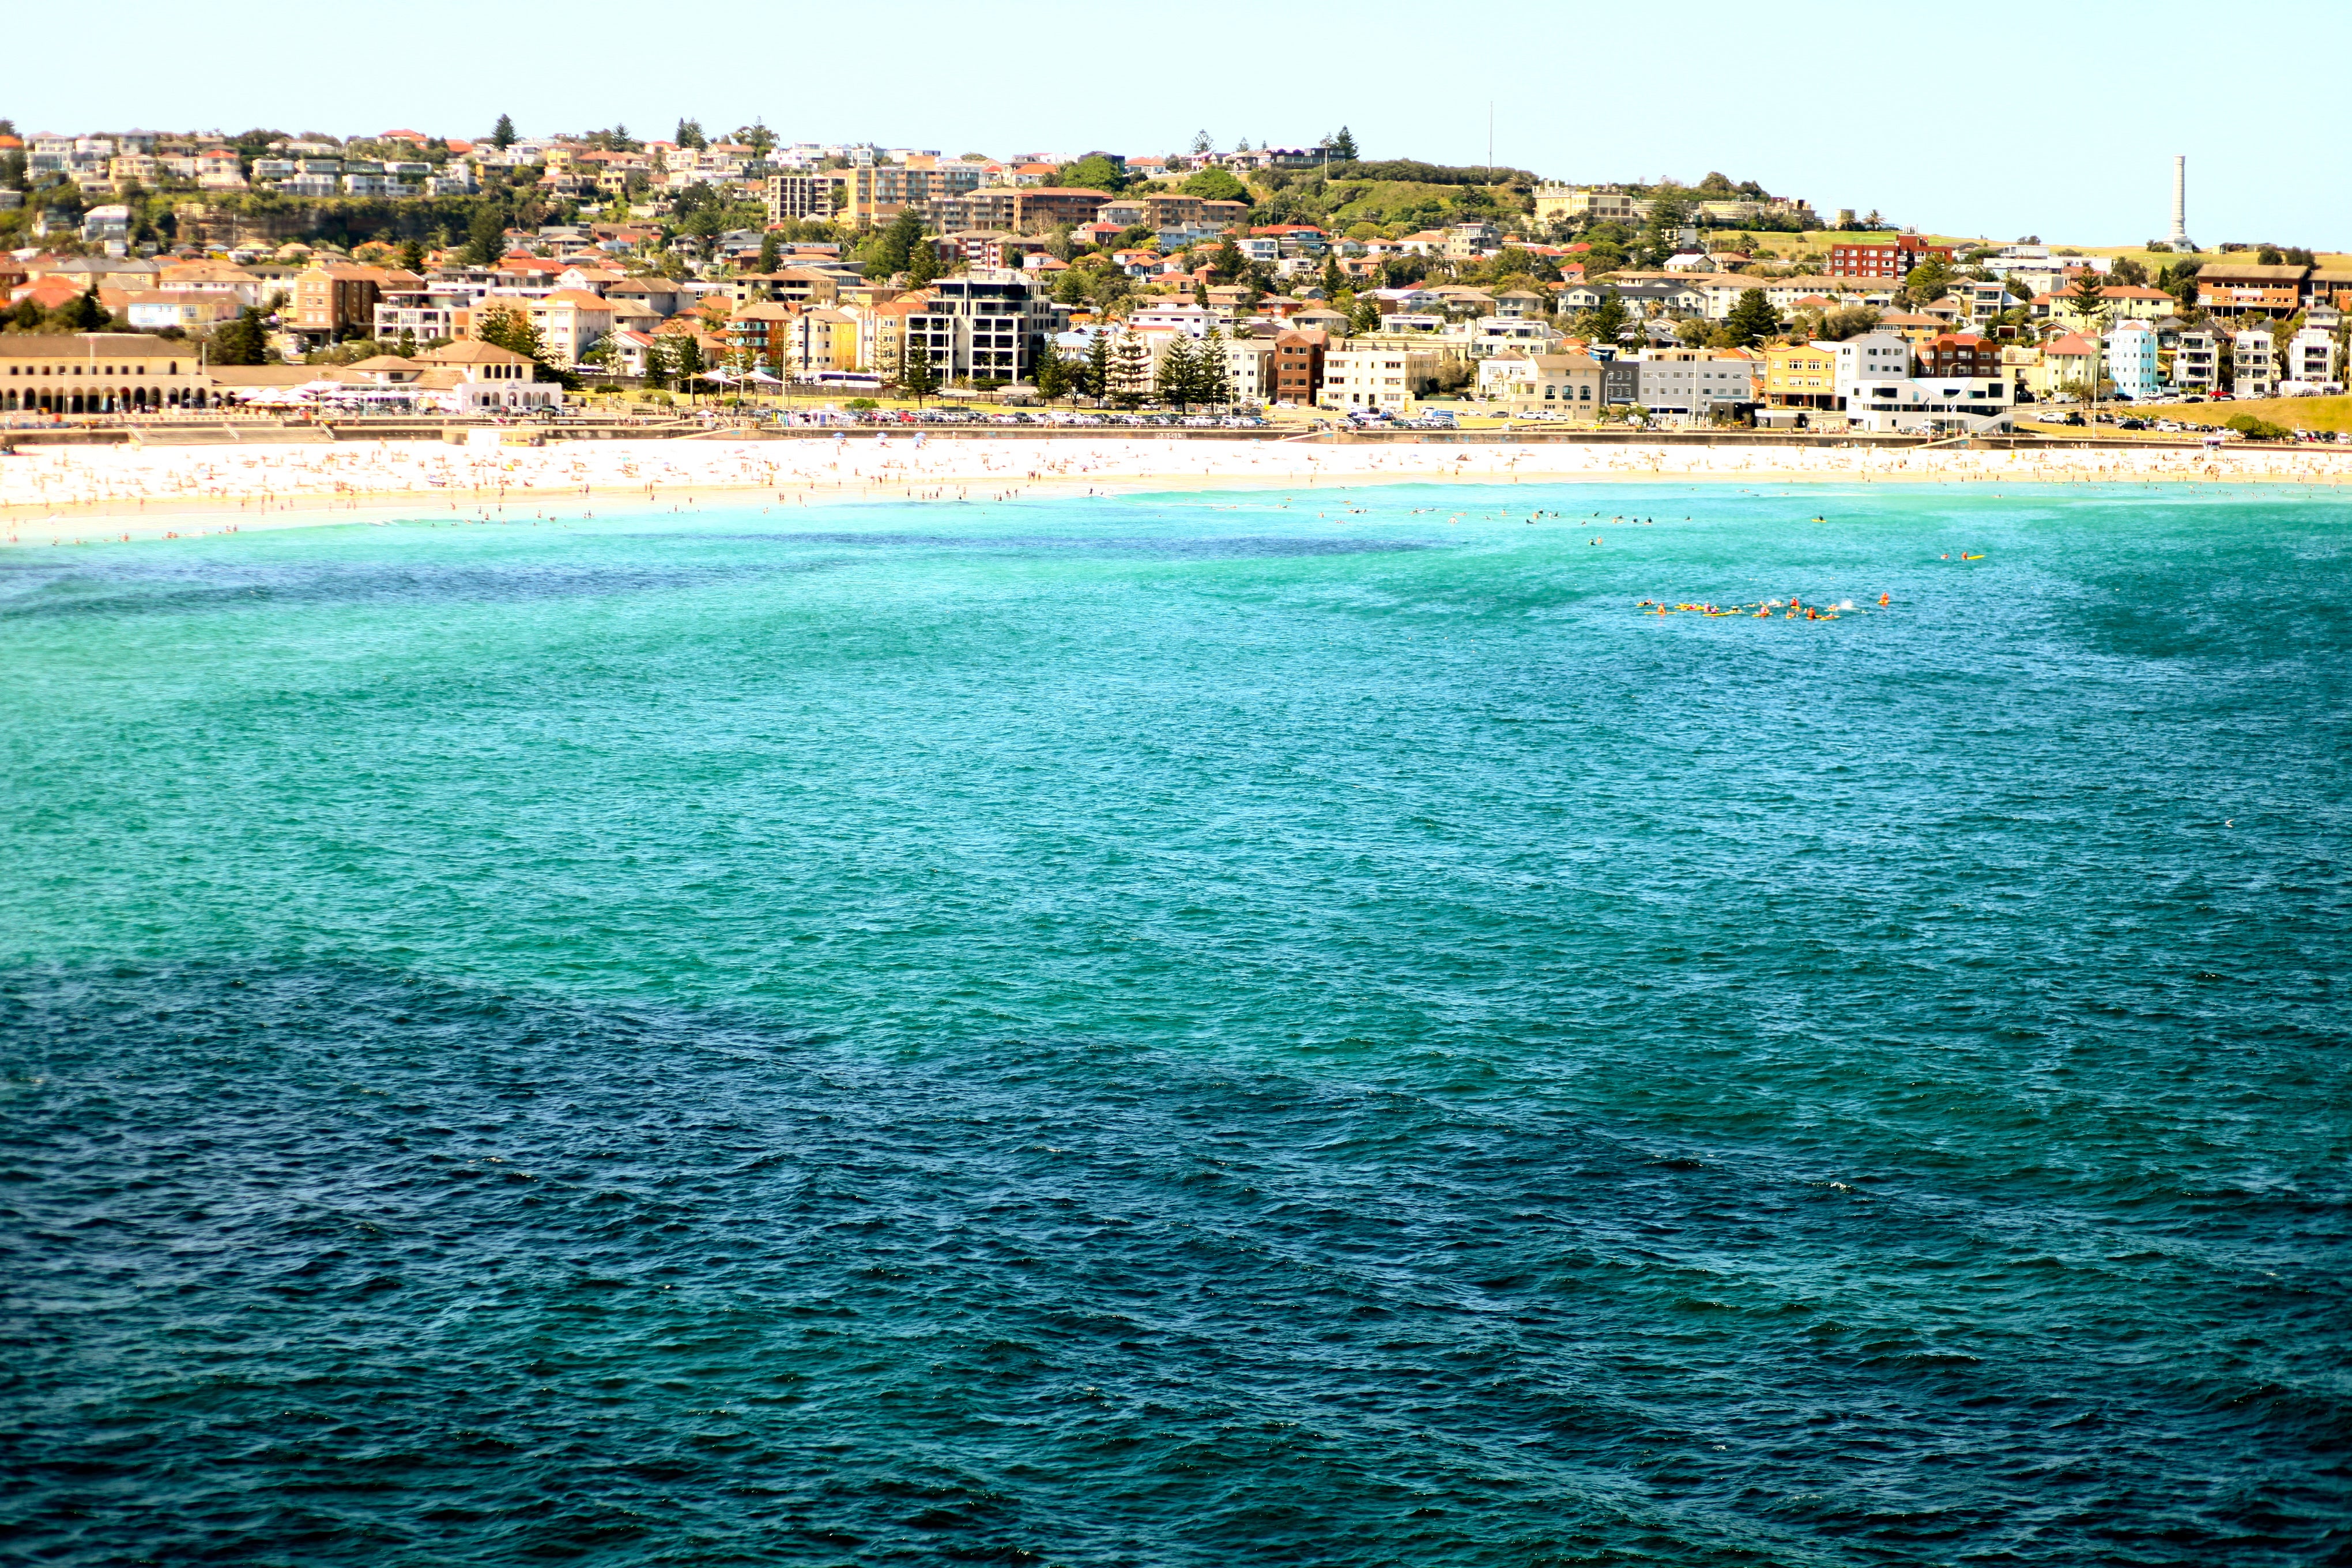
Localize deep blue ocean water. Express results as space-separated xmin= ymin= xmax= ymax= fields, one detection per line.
xmin=1 ymin=480 xmax=2348 ymax=1567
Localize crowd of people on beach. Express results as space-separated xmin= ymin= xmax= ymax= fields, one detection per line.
xmin=4 ymin=435 xmax=2349 ymax=547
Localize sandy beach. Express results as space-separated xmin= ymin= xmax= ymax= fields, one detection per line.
xmin=5 ymin=434 xmax=2350 ymax=546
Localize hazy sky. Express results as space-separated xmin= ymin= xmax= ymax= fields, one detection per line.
xmin=13 ymin=0 xmax=2347 ymax=248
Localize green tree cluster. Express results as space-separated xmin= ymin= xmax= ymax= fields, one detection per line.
xmin=1721 ymin=288 xmax=1782 ymax=346
xmin=1033 ymin=340 xmax=1075 ymax=401
xmin=1183 ymin=168 xmax=1248 ymax=203
xmin=1154 ymin=327 xmax=1234 ymax=408
xmin=207 ymin=307 xmax=274 ymax=365
xmin=1056 ymin=154 xmax=1128 ymax=194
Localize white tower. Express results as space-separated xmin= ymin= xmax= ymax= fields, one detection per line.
xmin=2170 ymin=155 xmax=2194 ymax=251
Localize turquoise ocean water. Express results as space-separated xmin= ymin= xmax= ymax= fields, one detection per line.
xmin=1 ymin=481 xmax=2347 ymax=1566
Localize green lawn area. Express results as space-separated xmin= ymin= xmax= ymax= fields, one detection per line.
xmin=2120 ymin=395 xmax=2352 ymax=434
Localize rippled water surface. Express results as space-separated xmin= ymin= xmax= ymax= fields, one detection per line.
xmin=3 ymin=482 xmax=2349 ymax=1567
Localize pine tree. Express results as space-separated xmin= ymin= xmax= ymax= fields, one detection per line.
xmin=757 ymin=229 xmax=781 ymax=273
xmin=900 ymin=336 xmax=939 ymax=402
xmin=2068 ymin=269 xmax=2107 ymax=330
xmin=1157 ymin=334 xmax=1199 ymax=408
xmin=1320 ymin=253 xmax=1344 ymax=296
xmin=464 ymin=202 xmax=506 ymax=266
xmin=877 ymin=209 xmax=924 ymax=279
xmin=208 ymin=306 xmax=273 ymax=366
xmin=675 ymin=118 xmax=706 ymax=150
xmin=1722 ymin=288 xmax=1781 ymax=347
xmin=491 ymin=114 xmax=517 ymax=149
xmin=1210 ymin=234 xmax=1245 ymax=283
xmin=1330 ymin=126 xmax=1358 ymax=161
xmin=668 ymin=333 xmax=704 ymax=399
xmin=1110 ymin=330 xmax=1151 ymax=409
xmin=1196 ymin=326 xmax=1232 ymax=406
xmin=1034 ymin=341 xmax=1073 ymax=402
xmin=397 ymin=327 xmax=418 ymax=359
xmin=1589 ymin=286 xmax=1631 ymax=345
xmin=56 ymin=283 xmax=110 ymax=331
xmin=1084 ymin=329 xmax=1114 ymax=402
xmin=907 ymin=236 xmax=941 ymax=288
xmin=642 ymin=334 xmax=672 ymax=389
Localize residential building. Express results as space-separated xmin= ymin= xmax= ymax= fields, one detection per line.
xmin=157 ymin=260 xmax=264 ymax=306
xmin=1762 ymin=342 xmax=1839 ymax=410
xmin=1918 ymin=332 xmax=2000 ymax=380
xmin=1269 ymin=328 xmax=1325 ymax=405
xmin=1826 ymin=235 xmax=1953 ymax=279
xmin=1498 ymin=353 xmax=1607 ymax=417
xmin=898 ymin=272 xmax=1065 ymax=385
xmin=2103 ymin=319 xmax=2161 ymax=401
xmin=81 ymin=204 xmax=131 ymax=244
xmin=1532 ymin=186 xmax=1646 ymax=226
xmin=289 ymin=263 xmax=385 ymax=346
xmin=2283 ymin=324 xmax=2339 ymax=389
xmin=1224 ymin=335 xmax=1275 ymax=404
xmin=821 ymin=161 xmax=987 ymax=228
xmin=724 ymin=301 xmax=799 ymax=368
xmin=1469 ymin=316 xmax=1561 ymax=359
xmin=1636 ymin=351 xmax=1759 ymax=417
xmin=1825 ymin=331 xmax=1918 ymax=395
xmin=2170 ymin=328 xmax=2221 ymax=394
xmin=1442 ymin=221 xmax=1498 ymax=259
xmin=1318 ymin=346 xmax=1429 ymax=413
xmin=2196 ymin=263 xmax=2307 ymax=321
xmin=2232 ymin=329 xmax=2276 ymax=397
xmin=2036 ymin=334 xmax=2102 ymax=399
xmin=726 ymin=267 xmax=843 ymax=307
xmin=1476 ymin=352 xmax=1539 ymax=402
xmin=935 ymin=186 xmax=1114 ymax=233
xmin=122 ymin=291 xmax=243 ymax=331
xmin=1821 ymin=325 xmax=2008 ymax=422
xmin=605 ymin=276 xmax=688 ymax=318
xmin=1558 ymin=279 xmax=1705 ymax=317
xmin=529 ymin=289 xmax=617 ymax=365
xmin=2035 ymin=283 xmax=2177 ymax=332
xmin=764 ymin=174 xmax=831 ymax=223
xmin=786 ymin=308 xmax=860 ymax=378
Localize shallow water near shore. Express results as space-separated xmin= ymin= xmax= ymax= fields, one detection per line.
xmin=3 ymin=481 xmax=2349 ymax=1566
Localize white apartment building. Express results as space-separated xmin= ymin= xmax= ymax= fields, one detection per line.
xmin=2232 ymin=329 xmax=2276 ymax=397
xmin=900 ymin=272 xmax=1066 ymax=385
xmin=1636 ymin=353 xmax=1761 ymax=416
xmin=2284 ymin=325 xmax=2340 ymax=390
xmin=1830 ymin=331 xmax=2011 ymax=431
xmin=2172 ymin=329 xmax=2221 ymax=393
xmin=1225 ymin=336 xmax=1275 ymax=403
xmin=1318 ymin=347 xmax=1418 ymax=412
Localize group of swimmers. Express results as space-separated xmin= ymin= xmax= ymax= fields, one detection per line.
xmin=1638 ymin=592 xmax=1894 ymax=621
